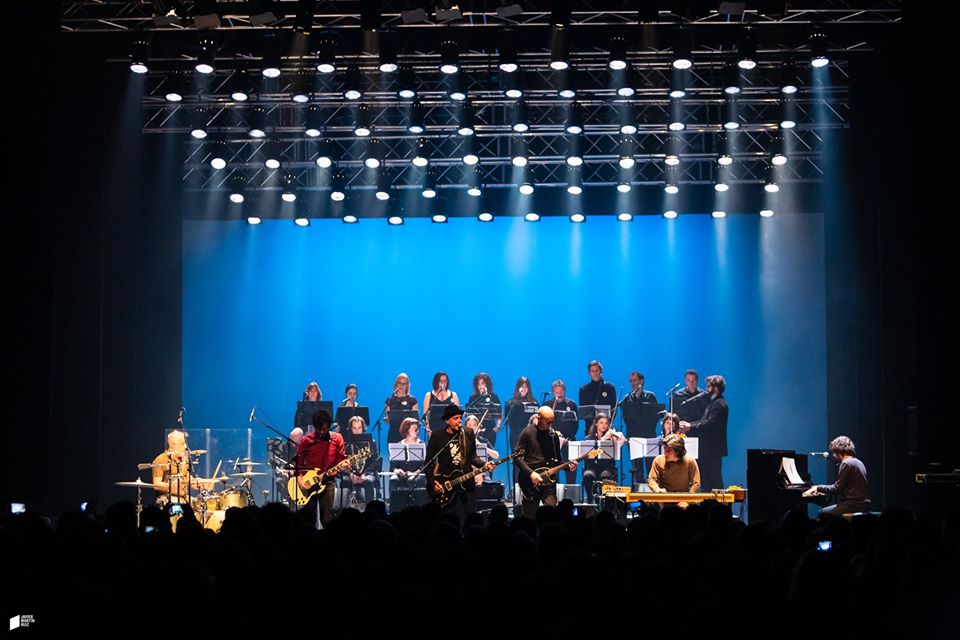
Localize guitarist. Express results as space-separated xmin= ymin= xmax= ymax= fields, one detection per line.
xmin=426 ymin=405 xmax=494 ymax=521
xmin=515 ymin=406 xmax=579 ymax=518
xmin=295 ymin=409 xmax=346 ymax=526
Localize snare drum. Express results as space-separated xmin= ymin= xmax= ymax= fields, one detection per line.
xmin=193 ymin=494 xmax=220 ymax=513
xmin=220 ymin=489 xmax=248 ymax=510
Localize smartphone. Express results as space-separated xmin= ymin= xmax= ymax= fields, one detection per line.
xmin=169 ymin=504 xmax=184 ymax=516
xmin=817 ymin=540 xmax=833 ymax=552
xmin=11 ymin=503 xmax=26 ymax=514
xmin=145 ymin=525 xmax=156 ymax=533
xmin=80 ymin=502 xmax=89 ymax=512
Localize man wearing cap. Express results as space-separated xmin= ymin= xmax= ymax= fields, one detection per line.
xmin=425 ymin=404 xmax=494 ymax=520
xmin=647 ymin=433 xmax=701 ymax=509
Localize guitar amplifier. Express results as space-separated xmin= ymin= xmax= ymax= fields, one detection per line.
xmin=557 ymin=484 xmax=581 ymax=503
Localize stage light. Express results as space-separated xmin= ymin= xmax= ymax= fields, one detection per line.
xmin=669 ymin=73 xmax=686 ymax=99
xmin=511 ymin=137 xmax=528 ymax=167
xmin=248 ymin=0 xmax=281 ymax=25
xmin=246 ymin=216 xmax=262 ymax=225
xmin=760 ymin=209 xmax=775 ymax=218
xmin=498 ymin=34 xmax=518 ymax=72
xmin=569 ymin=213 xmax=585 ymax=223
xmin=281 ymin=173 xmax=297 ymax=202
xmin=354 ymin=104 xmax=372 ymax=137
xmin=343 ymin=215 xmax=358 ymax=223
xmin=617 ymin=212 xmax=633 ymax=222
xmin=566 ymin=135 xmax=583 ymax=166
xmin=556 ymin=71 xmax=576 ymax=99
xmin=519 ymin=181 xmax=534 ymax=195
xmin=772 ymin=136 xmax=787 ymax=165
xmin=724 ymin=63 xmax=741 ymax=95
xmin=379 ymin=48 xmax=398 ymax=74
xmin=478 ymin=212 xmax=494 ymax=222
xmin=765 ymin=164 xmax=779 ymax=192
xmin=463 ymin=153 xmax=479 ymax=165
xmin=715 ymin=181 xmax=729 ymax=193
xmin=621 ymin=123 xmax=637 ymax=135
xmin=467 ymin=167 xmax=483 ymax=196
xmin=737 ymin=32 xmax=757 ymax=70
xmin=663 ymin=210 xmax=678 ymax=219
xmin=502 ymin=71 xmax=523 ymax=98
xmin=619 ymin=139 xmax=635 ymax=168
xmin=567 ymin=166 xmax=582 ymax=194
xmin=458 ymin=104 xmax=475 ymax=136
xmin=290 ymin=70 xmax=312 ymax=103
xmin=164 ymin=70 xmax=186 ymax=102
xmin=718 ymin=153 xmax=733 ymax=166
xmin=723 ymin=97 xmax=740 ymax=130
xmin=262 ymin=34 xmax=282 ymax=78
xmin=190 ymin=107 xmax=208 ymax=139
xmin=209 ymin=140 xmax=227 ymax=169
xmin=421 ymin=171 xmax=438 ymax=198
xmin=316 ymin=38 xmax=336 ymax=74
xmin=343 ymin=67 xmax=363 ymax=100
xmin=780 ymin=98 xmax=797 ymax=129
xmin=388 ymin=215 xmax=404 ymax=225
xmin=330 ymin=172 xmax=346 ymax=201
xmin=524 ymin=212 xmax=540 ymax=222
xmin=407 ymin=101 xmax=425 ymax=133
xmin=666 ymin=152 xmax=680 ymax=167
xmin=130 ymin=39 xmax=150 ymax=74
xmin=616 ymin=67 xmax=636 ymax=97
xmin=566 ymin=102 xmax=584 ymax=134
xmin=375 ymin=173 xmax=391 ymax=200
xmin=263 ymin=140 xmax=281 ymax=169
xmin=193 ymin=0 xmax=221 ymax=29
xmin=550 ymin=27 xmax=569 ymax=70
xmin=511 ymin=101 xmax=529 ymax=132
xmin=608 ymin=36 xmax=627 ymax=70
xmin=765 ymin=180 xmax=780 ymax=193
xmin=617 ymin=182 xmax=631 ymax=193
xmin=248 ymin=106 xmax=266 ymax=138
xmin=440 ymin=40 xmax=460 ymax=74
xmin=229 ymin=174 xmax=247 ymax=203
xmin=712 ymin=210 xmax=727 ymax=218
xmin=230 ymin=68 xmax=255 ymax=102
xmin=316 ymin=138 xmax=335 ymax=168
xmin=412 ymin=137 xmax=430 ymax=166
xmin=397 ymin=66 xmax=417 ymax=98
xmin=809 ymin=31 xmax=829 ymax=68
xmin=665 ymin=183 xmax=679 ymax=195
xmin=669 ymin=120 xmax=685 ymax=132
xmin=195 ymin=36 xmax=215 ymax=74
xmin=780 ymin=60 xmax=799 ymax=94
xmin=304 ymin=105 xmax=322 ymax=137
xmin=672 ymin=35 xmax=692 ymax=70
xmin=364 ymin=139 xmax=383 ymax=169
xmin=447 ymin=74 xmax=467 ymax=101
xmin=432 ymin=214 xmax=448 ymax=223
xmin=295 ymin=217 xmax=310 ymax=227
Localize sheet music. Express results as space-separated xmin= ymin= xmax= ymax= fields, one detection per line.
xmin=780 ymin=456 xmax=804 ymax=485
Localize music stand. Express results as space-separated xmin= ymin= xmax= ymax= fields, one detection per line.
xmin=577 ymin=404 xmax=612 ymax=426
xmin=553 ymin=409 xmax=579 ymax=439
xmin=621 ymin=402 xmax=665 ymax=438
xmin=335 ymin=406 xmax=371 ymax=432
xmin=387 ymin=443 xmax=426 ymax=509
xmin=628 ymin=437 xmax=699 ymax=460
xmin=570 ymin=440 xmax=619 ymax=462
xmin=428 ymin=404 xmax=460 ymax=434
xmin=295 ymin=400 xmax=334 ymax=432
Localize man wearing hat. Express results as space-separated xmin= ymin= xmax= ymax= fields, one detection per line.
xmin=647 ymin=433 xmax=701 ymax=509
xmin=425 ymin=404 xmax=494 ymax=520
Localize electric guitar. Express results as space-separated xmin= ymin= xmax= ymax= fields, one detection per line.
xmin=429 ymin=449 xmax=524 ymax=508
xmin=287 ymin=447 xmax=370 ymax=507
xmin=517 ymin=448 xmax=603 ymax=499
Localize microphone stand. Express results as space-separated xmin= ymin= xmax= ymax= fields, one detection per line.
xmin=369 ymin=402 xmax=388 ymax=500
xmin=250 ymin=407 xmax=300 ymax=507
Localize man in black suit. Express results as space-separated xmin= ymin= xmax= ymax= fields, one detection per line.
xmin=679 ymin=375 xmax=728 ymax=492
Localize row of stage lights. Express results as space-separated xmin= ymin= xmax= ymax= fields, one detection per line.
xmin=247 ymin=209 xmax=777 ymax=227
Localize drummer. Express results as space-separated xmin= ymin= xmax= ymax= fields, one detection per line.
xmin=151 ymin=429 xmax=213 ymax=505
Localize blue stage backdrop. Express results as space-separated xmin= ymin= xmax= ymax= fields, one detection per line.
xmin=184 ymin=214 xmax=827 ymax=493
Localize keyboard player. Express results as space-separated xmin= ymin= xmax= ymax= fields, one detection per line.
xmin=647 ymin=433 xmax=701 ymax=509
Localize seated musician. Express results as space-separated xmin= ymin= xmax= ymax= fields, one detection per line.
xmin=802 ymin=436 xmax=870 ymax=516
xmin=647 ymin=433 xmax=701 ymax=509
xmin=515 ymin=406 xmax=578 ymax=519
xmin=389 ymin=417 xmax=426 ymax=510
xmin=339 ymin=416 xmax=379 ymax=506
xmin=582 ymin=414 xmax=626 ymax=501
xmin=151 ymin=429 xmax=213 ymax=506
xmin=465 ymin=413 xmax=499 ymax=486
xmin=295 ymin=409 xmax=346 ymax=526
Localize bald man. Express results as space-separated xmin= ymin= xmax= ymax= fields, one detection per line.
xmin=515 ymin=406 xmax=579 ymax=518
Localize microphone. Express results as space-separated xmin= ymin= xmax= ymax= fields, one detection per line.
xmin=540 ymin=391 xmax=549 ymax=404
xmin=249 ymin=405 xmax=256 ymax=422
xmin=680 ymin=391 xmax=708 ymax=405
xmin=665 ymin=383 xmax=682 ymax=397
xmin=810 ymin=451 xmax=831 ymax=458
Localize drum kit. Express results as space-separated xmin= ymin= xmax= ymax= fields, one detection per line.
xmin=115 ymin=450 xmax=268 ymax=532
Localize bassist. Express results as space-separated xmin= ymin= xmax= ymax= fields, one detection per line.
xmin=515 ymin=406 xmax=579 ymax=518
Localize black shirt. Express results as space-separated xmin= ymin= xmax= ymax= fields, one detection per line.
xmin=467 ymin=392 xmax=502 ymax=443
xmin=817 ymin=457 xmax=869 ymax=505
xmin=621 ymin=388 xmax=660 ymax=437
xmin=578 ymin=379 xmax=617 ymax=409
xmin=687 ymin=394 xmax=729 ymax=457
xmin=674 ymin=386 xmax=708 ymax=422
xmin=425 ymin=427 xmax=484 ymax=491
xmin=385 ymin=394 xmax=418 ymax=442
xmin=546 ymin=397 xmax=579 ymax=439
xmin=515 ymin=425 xmax=564 ymax=477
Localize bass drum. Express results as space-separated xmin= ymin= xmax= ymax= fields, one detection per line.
xmin=202 ymin=510 xmax=225 ymax=533
xmin=220 ymin=489 xmax=249 ymax=510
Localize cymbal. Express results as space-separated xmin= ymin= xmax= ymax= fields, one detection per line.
xmin=137 ymin=463 xmax=168 ymax=470
xmin=115 ymin=479 xmax=155 ymax=488
xmin=162 ymin=449 xmax=207 ymax=456
xmin=229 ymin=471 xmax=267 ymax=478
xmin=235 ymin=460 xmax=264 ymax=467
xmin=193 ymin=475 xmax=231 ymax=484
